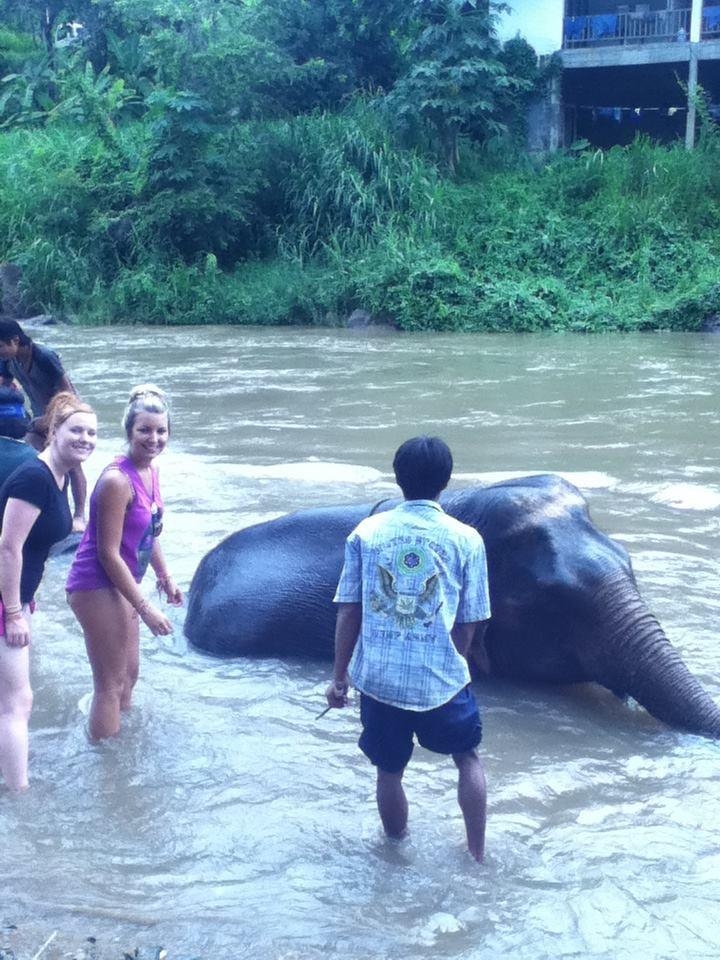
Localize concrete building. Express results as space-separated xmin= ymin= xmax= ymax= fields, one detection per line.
xmin=499 ymin=1 xmax=720 ymax=149
xmin=561 ymin=1 xmax=720 ymax=148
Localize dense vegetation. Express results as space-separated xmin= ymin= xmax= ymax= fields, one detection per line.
xmin=0 ymin=0 xmax=718 ymax=331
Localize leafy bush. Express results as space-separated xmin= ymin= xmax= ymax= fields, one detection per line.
xmin=1 ymin=94 xmax=720 ymax=330
xmin=0 ymin=26 xmax=40 ymax=75
xmin=81 ymin=258 xmax=340 ymax=327
xmin=266 ymin=107 xmax=440 ymax=261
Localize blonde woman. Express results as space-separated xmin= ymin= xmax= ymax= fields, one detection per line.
xmin=0 ymin=392 xmax=97 ymax=791
xmin=67 ymin=385 xmax=182 ymax=741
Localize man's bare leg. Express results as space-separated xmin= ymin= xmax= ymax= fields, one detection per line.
xmin=454 ymin=749 xmax=486 ymax=862
xmin=376 ymin=768 xmax=409 ymax=839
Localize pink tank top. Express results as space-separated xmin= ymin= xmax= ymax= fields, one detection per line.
xmin=66 ymin=456 xmax=164 ymax=592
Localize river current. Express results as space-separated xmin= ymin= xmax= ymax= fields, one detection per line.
xmin=2 ymin=326 xmax=719 ymax=959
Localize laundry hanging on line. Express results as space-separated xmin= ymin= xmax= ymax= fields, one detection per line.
xmin=584 ymin=106 xmax=687 ymax=122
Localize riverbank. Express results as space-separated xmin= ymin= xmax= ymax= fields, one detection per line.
xmin=1 ymin=115 xmax=719 ymax=332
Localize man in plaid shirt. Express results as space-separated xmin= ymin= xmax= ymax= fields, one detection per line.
xmin=326 ymin=436 xmax=491 ymax=861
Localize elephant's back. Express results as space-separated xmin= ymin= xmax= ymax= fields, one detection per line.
xmin=446 ymin=476 xmax=630 ymax=578
xmin=185 ymin=503 xmax=373 ymax=658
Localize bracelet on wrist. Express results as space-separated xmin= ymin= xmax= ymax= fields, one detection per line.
xmin=3 ymin=603 xmax=22 ymax=615
xmin=136 ymin=599 xmax=151 ymax=617
xmin=5 ymin=609 xmax=25 ymax=622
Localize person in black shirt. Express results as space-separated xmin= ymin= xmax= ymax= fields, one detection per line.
xmin=0 ymin=391 xmax=97 ymax=791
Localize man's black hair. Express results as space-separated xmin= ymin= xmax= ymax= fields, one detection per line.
xmin=0 ymin=319 xmax=31 ymax=345
xmin=392 ymin=435 xmax=453 ymax=500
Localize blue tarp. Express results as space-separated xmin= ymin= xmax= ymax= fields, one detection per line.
xmin=590 ymin=13 xmax=618 ymax=39
xmin=564 ymin=16 xmax=587 ymax=40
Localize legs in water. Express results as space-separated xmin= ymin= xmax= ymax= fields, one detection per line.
xmin=376 ymin=767 xmax=409 ymax=840
xmin=0 ymin=641 xmax=32 ymax=791
xmin=69 ymin=588 xmax=140 ymax=740
xmin=375 ymin=753 xmax=486 ymax=860
xmin=453 ymin=749 xmax=487 ymax=862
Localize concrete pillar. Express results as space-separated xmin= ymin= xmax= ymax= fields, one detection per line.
xmin=526 ymin=74 xmax=564 ymax=154
xmin=689 ymin=0 xmax=702 ymax=43
xmin=685 ymin=43 xmax=698 ymax=149
xmin=548 ymin=74 xmax=563 ymax=151
xmin=685 ymin=0 xmax=703 ymax=149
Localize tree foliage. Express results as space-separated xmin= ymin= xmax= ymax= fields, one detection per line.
xmin=388 ymin=0 xmax=518 ymax=170
xmin=3 ymin=0 xmax=711 ymax=333
xmin=250 ymin=0 xmax=407 ymax=110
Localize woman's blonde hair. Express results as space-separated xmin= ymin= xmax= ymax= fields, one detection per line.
xmin=40 ymin=391 xmax=95 ymax=447
xmin=122 ymin=383 xmax=171 ymax=437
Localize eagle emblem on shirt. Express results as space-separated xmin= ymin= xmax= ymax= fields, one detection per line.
xmin=370 ymin=559 xmax=441 ymax=629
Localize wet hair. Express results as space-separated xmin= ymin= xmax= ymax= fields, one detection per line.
xmin=41 ymin=391 xmax=95 ymax=447
xmin=0 ymin=319 xmax=31 ymax=346
xmin=392 ymin=435 xmax=453 ymax=501
xmin=0 ymin=385 xmax=29 ymax=439
xmin=122 ymin=383 xmax=171 ymax=437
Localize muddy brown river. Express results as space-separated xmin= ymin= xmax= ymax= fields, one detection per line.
xmin=2 ymin=326 xmax=719 ymax=959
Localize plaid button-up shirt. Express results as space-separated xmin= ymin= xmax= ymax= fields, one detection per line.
xmin=334 ymin=500 xmax=491 ymax=710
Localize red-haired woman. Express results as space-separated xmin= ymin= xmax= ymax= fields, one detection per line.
xmin=0 ymin=392 xmax=97 ymax=791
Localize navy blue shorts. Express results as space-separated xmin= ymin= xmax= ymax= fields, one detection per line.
xmin=358 ymin=686 xmax=482 ymax=774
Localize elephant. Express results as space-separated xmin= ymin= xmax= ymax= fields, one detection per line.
xmin=49 ymin=531 xmax=82 ymax=556
xmin=184 ymin=474 xmax=720 ymax=739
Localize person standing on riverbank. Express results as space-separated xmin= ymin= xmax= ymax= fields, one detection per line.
xmin=0 ymin=320 xmax=88 ymax=532
xmin=0 ymin=392 xmax=97 ymax=791
xmin=325 ymin=435 xmax=491 ymax=861
xmin=67 ymin=384 xmax=182 ymax=741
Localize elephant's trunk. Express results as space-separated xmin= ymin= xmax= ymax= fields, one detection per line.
xmin=592 ymin=574 xmax=720 ymax=738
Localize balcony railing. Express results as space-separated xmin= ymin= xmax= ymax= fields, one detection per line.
xmin=564 ymin=7 xmax=692 ymax=47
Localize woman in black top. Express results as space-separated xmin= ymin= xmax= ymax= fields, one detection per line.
xmin=0 ymin=391 xmax=97 ymax=791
